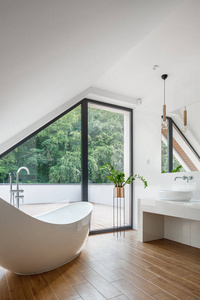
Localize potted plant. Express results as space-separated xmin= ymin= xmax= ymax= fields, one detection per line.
xmin=100 ymin=162 xmax=147 ymax=197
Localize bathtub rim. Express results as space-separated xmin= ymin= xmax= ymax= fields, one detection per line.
xmin=0 ymin=198 xmax=93 ymax=227
xmin=33 ymin=201 xmax=93 ymax=225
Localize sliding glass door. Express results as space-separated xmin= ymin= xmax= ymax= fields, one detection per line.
xmin=87 ymin=101 xmax=132 ymax=232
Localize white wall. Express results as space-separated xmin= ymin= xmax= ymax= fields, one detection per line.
xmin=133 ymin=102 xmax=162 ymax=229
xmin=133 ymin=68 xmax=200 ymax=230
xmin=0 ymin=183 xmax=127 ymax=206
xmin=0 ymin=184 xmax=81 ymax=204
xmin=88 ymin=184 xmax=113 ymax=206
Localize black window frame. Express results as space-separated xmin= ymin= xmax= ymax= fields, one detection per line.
xmin=0 ymin=98 xmax=133 ymax=234
xmin=162 ymin=116 xmax=200 ymax=173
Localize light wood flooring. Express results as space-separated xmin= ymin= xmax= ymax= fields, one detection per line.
xmin=1 ymin=230 xmax=200 ymax=299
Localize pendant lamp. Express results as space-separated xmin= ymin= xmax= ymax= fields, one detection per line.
xmin=182 ymin=106 xmax=188 ymax=133
xmin=161 ymin=74 xmax=168 ymax=129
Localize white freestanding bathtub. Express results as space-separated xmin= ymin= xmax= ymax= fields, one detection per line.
xmin=0 ymin=198 xmax=93 ymax=275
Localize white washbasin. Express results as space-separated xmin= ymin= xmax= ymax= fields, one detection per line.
xmin=158 ymin=190 xmax=193 ymax=201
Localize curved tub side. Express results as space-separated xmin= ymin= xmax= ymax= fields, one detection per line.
xmin=0 ymin=199 xmax=92 ymax=274
xmin=35 ymin=201 xmax=93 ymax=224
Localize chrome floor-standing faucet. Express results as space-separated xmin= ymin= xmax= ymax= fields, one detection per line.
xmin=9 ymin=167 xmax=30 ymax=208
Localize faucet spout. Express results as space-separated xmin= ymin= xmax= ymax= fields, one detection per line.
xmin=16 ymin=167 xmax=30 ymax=208
xmin=17 ymin=167 xmax=30 ymax=176
xmin=174 ymin=176 xmax=183 ymax=181
xmin=174 ymin=175 xmax=193 ymax=183
xmin=16 ymin=167 xmax=30 ymax=187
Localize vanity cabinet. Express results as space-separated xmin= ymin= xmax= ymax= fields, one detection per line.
xmin=138 ymin=199 xmax=200 ymax=249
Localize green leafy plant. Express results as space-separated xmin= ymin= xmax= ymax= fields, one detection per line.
xmin=162 ymin=164 xmax=183 ymax=173
xmin=100 ymin=162 xmax=147 ymax=188
xmin=172 ymin=165 xmax=182 ymax=173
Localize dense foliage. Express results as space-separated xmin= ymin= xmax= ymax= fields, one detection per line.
xmin=0 ymin=106 xmax=125 ymax=184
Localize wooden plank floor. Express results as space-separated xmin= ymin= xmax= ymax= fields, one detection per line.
xmin=1 ymin=231 xmax=200 ymax=299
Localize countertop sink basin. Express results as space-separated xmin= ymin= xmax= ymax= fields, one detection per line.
xmin=158 ymin=190 xmax=193 ymax=201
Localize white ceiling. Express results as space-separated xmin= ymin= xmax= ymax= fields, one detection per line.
xmin=94 ymin=0 xmax=200 ymax=108
xmin=0 ymin=0 xmax=185 ymax=153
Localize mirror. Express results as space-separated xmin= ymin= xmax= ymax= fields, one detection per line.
xmin=161 ymin=101 xmax=200 ymax=173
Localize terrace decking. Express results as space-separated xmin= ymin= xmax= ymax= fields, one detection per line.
xmin=20 ymin=202 xmax=116 ymax=231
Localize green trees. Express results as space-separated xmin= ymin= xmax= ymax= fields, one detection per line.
xmin=161 ymin=140 xmax=185 ymax=173
xmin=161 ymin=141 xmax=168 ymax=173
xmin=88 ymin=107 xmax=124 ymax=183
xmin=0 ymin=105 xmax=125 ymax=184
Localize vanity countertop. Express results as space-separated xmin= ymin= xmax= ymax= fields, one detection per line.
xmin=138 ymin=198 xmax=200 ymax=221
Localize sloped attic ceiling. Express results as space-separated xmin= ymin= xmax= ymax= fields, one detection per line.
xmin=0 ymin=0 xmax=180 ymax=154
xmin=94 ymin=0 xmax=200 ymax=111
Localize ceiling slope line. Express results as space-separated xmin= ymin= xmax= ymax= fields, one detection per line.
xmin=0 ymin=87 xmax=139 ymax=155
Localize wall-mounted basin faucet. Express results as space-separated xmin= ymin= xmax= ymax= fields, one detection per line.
xmin=174 ymin=175 xmax=193 ymax=183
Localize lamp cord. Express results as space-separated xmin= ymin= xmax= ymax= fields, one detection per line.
xmin=164 ymin=80 xmax=166 ymax=105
